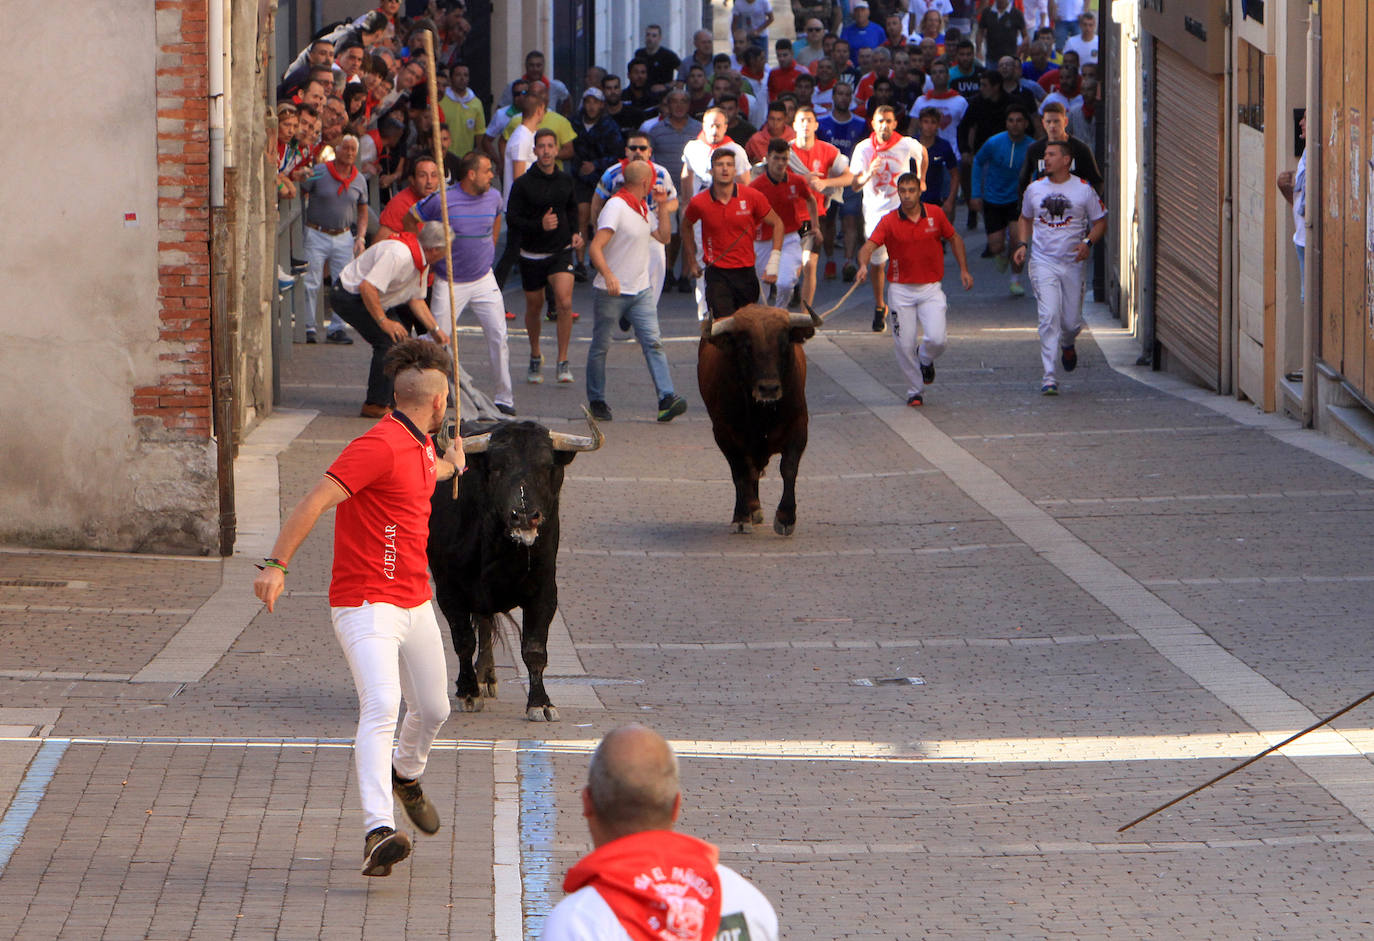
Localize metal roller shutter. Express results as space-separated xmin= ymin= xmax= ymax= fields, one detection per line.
xmin=1152 ymin=41 xmax=1225 ymax=390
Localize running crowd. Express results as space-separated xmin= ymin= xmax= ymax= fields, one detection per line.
xmin=260 ymin=1 xmax=1107 ymax=929
xmin=275 ymin=0 xmax=1108 ymax=417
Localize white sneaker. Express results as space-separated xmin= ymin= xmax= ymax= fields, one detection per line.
xmin=556 ymin=361 xmax=574 ymax=383
xmin=527 ymin=356 xmax=543 ymax=384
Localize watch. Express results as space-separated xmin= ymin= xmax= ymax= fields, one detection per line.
xmin=1080 ymin=237 xmax=1092 ymax=245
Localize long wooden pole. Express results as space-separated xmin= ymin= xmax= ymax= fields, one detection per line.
xmin=1118 ymin=687 xmax=1374 ymax=832
xmin=419 ymin=30 xmax=461 ymax=497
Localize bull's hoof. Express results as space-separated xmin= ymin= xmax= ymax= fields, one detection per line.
xmin=481 ymin=680 xmax=498 ymax=698
xmin=460 ymin=696 xmax=485 ymax=713
xmin=774 ymin=514 xmax=796 ymax=536
xmin=730 ymin=521 xmax=751 ymax=534
xmin=750 ymin=508 xmax=764 ymax=525
xmin=526 ymin=705 xmax=561 ymax=722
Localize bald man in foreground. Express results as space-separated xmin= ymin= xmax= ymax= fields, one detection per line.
xmin=542 ymin=725 xmax=779 ymax=940
xmin=253 ymin=339 xmax=464 ymax=878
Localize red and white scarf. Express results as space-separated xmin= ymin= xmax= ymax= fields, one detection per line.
xmin=563 ymin=831 xmax=723 ymax=941
xmin=326 ymin=160 xmax=358 ymax=196
xmin=389 ymin=231 xmax=427 ymax=270
xmin=613 ymin=187 xmax=650 ymax=222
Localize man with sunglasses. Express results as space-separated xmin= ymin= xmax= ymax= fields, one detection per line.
xmin=591 ymin=134 xmax=680 ymax=307
xmin=794 ymin=18 xmax=830 ymax=68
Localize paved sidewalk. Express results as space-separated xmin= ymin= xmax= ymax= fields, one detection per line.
xmin=4 ymin=216 xmax=1374 ymax=938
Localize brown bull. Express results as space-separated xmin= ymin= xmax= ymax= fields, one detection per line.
xmin=697 ymin=303 xmax=820 ymax=534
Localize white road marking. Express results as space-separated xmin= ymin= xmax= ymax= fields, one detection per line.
xmin=805 ymin=335 xmax=1374 ymax=830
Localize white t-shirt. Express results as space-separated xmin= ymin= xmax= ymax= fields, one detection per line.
xmin=542 ymin=864 xmax=779 ymax=941
xmin=1020 ymin=173 xmax=1107 ymax=264
xmin=912 ymin=90 xmax=969 ymax=157
xmin=338 ymin=240 xmax=428 ymax=309
xmin=849 ymin=134 xmax=929 ymax=233
xmin=1056 ymin=0 xmax=1085 ymax=22
xmin=486 ymin=106 xmax=519 ymax=141
xmin=1063 ymin=33 xmax=1099 ymax=65
xmin=1292 ymin=150 xmax=1307 ymax=248
xmin=732 ymin=0 xmax=773 ymax=37
xmin=682 ymin=138 xmax=752 ymax=195
xmin=503 ymin=123 xmax=536 ymax=204
xmin=1039 ymin=90 xmax=1085 ymax=115
xmin=593 ymin=195 xmax=656 ymax=295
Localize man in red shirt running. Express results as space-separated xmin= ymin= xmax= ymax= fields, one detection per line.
xmin=750 ymin=139 xmax=818 ymax=307
xmin=253 ymin=339 xmax=465 ymax=878
xmin=682 ymin=148 xmax=784 ymax=319
xmin=375 ymin=156 xmax=438 ymax=240
xmin=789 ymin=105 xmax=853 ymax=307
xmin=856 ymin=172 xmax=974 ymax=406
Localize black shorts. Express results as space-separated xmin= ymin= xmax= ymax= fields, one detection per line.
xmin=574 ymin=179 xmax=597 ymax=204
xmin=519 ymin=249 xmax=576 ymax=292
xmin=982 ymin=201 xmax=1020 ymax=236
xmin=704 ymin=265 xmax=761 ymax=319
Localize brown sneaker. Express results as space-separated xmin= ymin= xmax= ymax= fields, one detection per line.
xmin=393 ymin=768 xmax=441 ymax=834
xmin=361 ymin=826 xmax=411 ymax=877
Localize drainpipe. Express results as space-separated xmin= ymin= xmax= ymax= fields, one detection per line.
xmin=1301 ymin=1 xmax=1322 ymax=428
xmin=1218 ymin=22 xmax=1234 ymax=396
xmin=208 ymin=0 xmax=236 ymax=555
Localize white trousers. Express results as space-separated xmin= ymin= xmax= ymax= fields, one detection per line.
xmin=887 ymin=281 xmax=948 ymax=397
xmin=691 ymin=219 xmax=709 ymax=321
xmin=332 ymin=600 xmax=451 ymax=833
xmin=753 ymin=232 xmax=803 ymax=303
xmin=430 ymin=270 xmax=514 ymax=408
xmin=1028 ymin=257 xmax=1087 ymax=383
xmin=303 ymin=226 xmax=353 ymax=332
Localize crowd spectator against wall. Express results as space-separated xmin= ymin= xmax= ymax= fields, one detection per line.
xmin=273 ymin=0 xmax=1108 ymax=317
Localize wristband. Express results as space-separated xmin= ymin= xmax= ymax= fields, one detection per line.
xmin=765 ymin=249 xmax=782 ymax=278
xmin=255 ymin=558 xmax=288 ymax=574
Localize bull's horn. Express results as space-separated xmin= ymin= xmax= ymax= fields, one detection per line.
xmin=710 ymin=315 xmax=741 ymax=336
xmin=548 ymin=405 xmax=605 ymax=452
xmin=801 ymin=301 xmax=822 ymax=326
xmin=789 ymin=312 xmax=817 ymax=328
xmin=459 ymin=431 xmax=492 ymax=453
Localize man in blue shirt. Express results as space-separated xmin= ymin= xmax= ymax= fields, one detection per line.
xmin=915 ymin=107 xmax=958 ymax=217
xmin=839 ymin=1 xmax=887 ymax=66
xmin=969 ymin=104 xmax=1032 ymax=296
xmin=817 ymin=82 xmax=869 ymax=281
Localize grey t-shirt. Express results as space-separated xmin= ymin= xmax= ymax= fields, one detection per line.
xmin=300 ymin=163 xmax=370 ymax=230
xmin=647 ymin=118 xmax=702 ymax=182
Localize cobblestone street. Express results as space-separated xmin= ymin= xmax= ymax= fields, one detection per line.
xmin=4 ymin=228 xmax=1374 ymax=939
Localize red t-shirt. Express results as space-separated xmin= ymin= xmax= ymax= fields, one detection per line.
xmin=379 ymin=187 xmax=421 ymax=232
xmin=683 ymin=185 xmax=773 ymax=269
xmin=790 ymin=139 xmax=842 ymax=218
xmin=766 ymin=63 xmax=801 ymax=99
xmin=867 ymin=203 xmax=955 ymax=284
xmin=324 ymin=412 xmax=438 ymax=608
xmin=749 ymin=170 xmax=810 ymax=239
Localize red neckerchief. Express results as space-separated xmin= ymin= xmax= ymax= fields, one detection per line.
xmin=869 ymin=130 xmax=906 ymax=154
xmin=563 ymin=831 xmax=723 ymax=941
xmin=613 ymin=186 xmax=650 ymax=222
xmin=326 ymin=160 xmax=358 ymax=195
xmin=389 ymin=231 xmax=426 ymax=270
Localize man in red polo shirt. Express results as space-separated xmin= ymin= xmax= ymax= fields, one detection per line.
xmin=253 ymin=339 xmax=465 ymax=878
xmin=681 ymin=148 xmax=784 ymax=319
xmin=856 ymin=172 xmax=974 ymax=406
xmin=789 ymin=105 xmax=852 ymax=307
xmin=375 ymin=156 xmax=439 ymax=241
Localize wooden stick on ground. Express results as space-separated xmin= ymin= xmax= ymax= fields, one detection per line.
xmin=419 ymin=30 xmax=462 ymax=498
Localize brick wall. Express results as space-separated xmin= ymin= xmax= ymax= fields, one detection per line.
xmin=136 ymin=0 xmax=213 ymax=437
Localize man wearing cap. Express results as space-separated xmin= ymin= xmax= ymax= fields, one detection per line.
xmin=840 ymin=2 xmax=886 ymax=66
xmin=572 ymin=87 xmax=625 ymax=281
xmin=329 ymin=223 xmax=452 ymax=417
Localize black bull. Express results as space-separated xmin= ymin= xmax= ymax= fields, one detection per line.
xmin=697 ymin=303 xmax=821 ymax=534
xmin=426 ymin=413 xmax=602 ymax=721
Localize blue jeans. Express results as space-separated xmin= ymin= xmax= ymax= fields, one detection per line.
xmin=585 ymin=287 xmax=674 ymax=404
xmin=1296 ymin=244 xmax=1306 ymax=301
xmin=1054 ymin=19 xmax=1081 ymax=49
